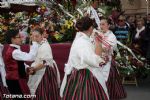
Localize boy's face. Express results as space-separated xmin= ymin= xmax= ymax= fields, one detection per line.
xmin=12 ymin=33 xmax=22 ymax=45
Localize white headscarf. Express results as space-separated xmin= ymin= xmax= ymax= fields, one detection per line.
xmin=135 ymin=26 xmax=145 ymax=39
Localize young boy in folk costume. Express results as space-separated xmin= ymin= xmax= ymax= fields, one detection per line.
xmin=3 ymin=29 xmax=38 ymax=99
xmin=94 ymin=18 xmax=127 ymax=100
xmin=60 ymin=17 xmax=109 ymax=100
xmin=27 ymin=27 xmax=60 ymax=100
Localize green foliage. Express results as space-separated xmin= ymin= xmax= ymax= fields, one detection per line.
xmin=115 ymin=46 xmax=150 ymax=79
xmin=61 ymin=27 xmax=76 ymax=42
xmin=99 ymin=5 xmax=113 ymax=17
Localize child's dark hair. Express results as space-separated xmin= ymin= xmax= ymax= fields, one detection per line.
xmin=5 ymin=29 xmax=19 ymax=44
xmin=75 ymin=16 xmax=93 ymax=31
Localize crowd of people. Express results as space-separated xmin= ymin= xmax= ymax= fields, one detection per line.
xmin=112 ymin=14 xmax=150 ymax=61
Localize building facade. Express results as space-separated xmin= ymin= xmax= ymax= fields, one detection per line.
xmin=121 ymin=0 xmax=149 ymax=15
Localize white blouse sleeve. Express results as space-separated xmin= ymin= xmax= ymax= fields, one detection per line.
xmin=78 ymin=43 xmax=104 ymax=68
xmin=38 ymin=43 xmax=53 ymax=65
xmin=107 ymin=34 xmax=117 ymax=50
xmin=12 ymin=42 xmax=39 ymax=61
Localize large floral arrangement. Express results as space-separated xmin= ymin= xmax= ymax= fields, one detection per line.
xmin=115 ymin=42 xmax=150 ymax=78
xmin=0 ymin=0 xmax=118 ymax=43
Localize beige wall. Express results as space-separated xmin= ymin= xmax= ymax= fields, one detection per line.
xmin=121 ymin=0 xmax=148 ymax=15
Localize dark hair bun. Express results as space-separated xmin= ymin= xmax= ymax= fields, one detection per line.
xmin=75 ymin=17 xmax=93 ymax=31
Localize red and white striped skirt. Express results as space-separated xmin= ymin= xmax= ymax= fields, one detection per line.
xmin=33 ymin=66 xmax=60 ymax=100
xmin=62 ymin=68 xmax=108 ymax=100
xmin=107 ymin=62 xmax=127 ymax=100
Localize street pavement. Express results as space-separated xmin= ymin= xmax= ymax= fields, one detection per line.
xmin=122 ymin=75 xmax=150 ymax=100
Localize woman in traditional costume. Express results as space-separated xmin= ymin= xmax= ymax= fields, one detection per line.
xmin=27 ymin=27 xmax=60 ymax=100
xmin=98 ymin=18 xmax=127 ymax=100
xmin=132 ymin=18 xmax=147 ymax=57
xmin=60 ymin=16 xmax=109 ymax=100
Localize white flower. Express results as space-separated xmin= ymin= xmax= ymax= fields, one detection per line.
xmin=98 ymin=8 xmax=105 ymax=14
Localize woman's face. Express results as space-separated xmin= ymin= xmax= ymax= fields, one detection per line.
xmin=89 ymin=26 xmax=94 ymax=35
xmin=30 ymin=31 xmax=43 ymax=43
xmin=43 ymin=31 xmax=49 ymax=39
xmin=137 ymin=21 xmax=144 ymax=29
xmin=100 ymin=20 xmax=109 ymax=32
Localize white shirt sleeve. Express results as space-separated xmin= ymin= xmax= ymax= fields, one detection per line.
xmin=78 ymin=43 xmax=105 ymax=68
xmin=12 ymin=42 xmax=39 ymax=61
xmin=24 ymin=63 xmax=30 ymax=71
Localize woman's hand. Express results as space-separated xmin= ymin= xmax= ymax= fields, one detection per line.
xmin=95 ymin=36 xmax=102 ymax=46
xmin=26 ymin=67 xmax=36 ymax=75
xmin=95 ymin=36 xmax=103 ymax=56
xmin=33 ymin=63 xmax=45 ymax=71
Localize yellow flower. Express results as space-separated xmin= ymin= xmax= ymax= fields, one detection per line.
xmin=54 ymin=32 xmax=63 ymax=41
xmin=64 ymin=20 xmax=73 ymax=29
xmin=33 ymin=12 xmax=38 ymax=17
xmin=60 ymin=25 xmax=66 ymax=33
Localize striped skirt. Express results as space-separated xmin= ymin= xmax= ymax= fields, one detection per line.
xmin=62 ymin=69 xmax=108 ymax=100
xmin=107 ymin=62 xmax=127 ymax=100
xmin=33 ymin=66 xmax=59 ymax=100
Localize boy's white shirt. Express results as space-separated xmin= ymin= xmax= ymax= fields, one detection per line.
xmin=12 ymin=42 xmax=39 ymax=61
xmin=0 ymin=41 xmax=39 ymax=87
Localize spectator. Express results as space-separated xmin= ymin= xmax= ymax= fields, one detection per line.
xmin=145 ymin=14 xmax=150 ymax=62
xmin=114 ymin=15 xmax=130 ymax=44
xmin=132 ymin=18 xmax=147 ymax=56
